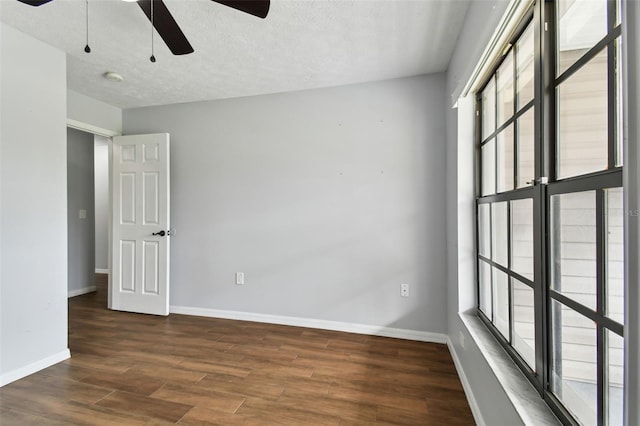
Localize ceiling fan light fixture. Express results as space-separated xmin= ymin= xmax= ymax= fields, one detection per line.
xmin=104 ymin=71 xmax=125 ymax=82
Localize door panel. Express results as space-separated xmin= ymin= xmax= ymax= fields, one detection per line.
xmin=143 ymin=172 xmax=160 ymax=225
xmin=111 ymin=133 xmax=170 ymax=315
xmin=120 ymin=240 xmax=136 ymax=292
xmin=143 ymin=241 xmax=160 ymax=294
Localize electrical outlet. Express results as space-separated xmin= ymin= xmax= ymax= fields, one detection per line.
xmin=236 ymin=272 xmax=244 ymax=285
xmin=459 ymin=331 xmax=466 ymax=350
xmin=400 ymin=283 xmax=409 ymax=297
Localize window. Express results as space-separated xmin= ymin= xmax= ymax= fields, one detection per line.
xmin=475 ymin=1 xmax=624 ymax=425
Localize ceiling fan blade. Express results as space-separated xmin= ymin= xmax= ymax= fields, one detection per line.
xmin=212 ymin=0 xmax=270 ymax=19
xmin=16 ymin=0 xmax=53 ymax=6
xmin=137 ymin=0 xmax=194 ymax=55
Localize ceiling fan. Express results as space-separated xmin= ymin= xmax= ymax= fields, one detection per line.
xmin=16 ymin=0 xmax=270 ymax=55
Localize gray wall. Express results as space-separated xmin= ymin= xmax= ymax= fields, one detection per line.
xmin=94 ymin=136 xmax=109 ymax=272
xmin=67 ymin=128 xmax=95 ymax=295
xmin=124 ymin=74 xmax=448 ymax=333
xmin=0 ymin=23 xmax=69 ymax=384
xmin=68 ymin=90 xmax=122 ymax=135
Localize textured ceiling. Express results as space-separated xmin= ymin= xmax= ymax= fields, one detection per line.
xmin=0 ymin=0 xmax=470 ymax=109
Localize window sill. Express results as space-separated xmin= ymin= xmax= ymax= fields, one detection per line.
xmin=459 ymin=312 xmax=561 ymax=425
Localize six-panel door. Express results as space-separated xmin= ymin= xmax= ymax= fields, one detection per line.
xmin=111 ymin=133 xmax=170 ymax=316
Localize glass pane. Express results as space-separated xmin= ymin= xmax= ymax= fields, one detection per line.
xmin=479 ymin=260 xmax=492 ymax=318
xmin=482 ymin=139 xmax=496 ymax=196
xmin=557 ymin=48 xmax=608 ymax=179
xmin=556 ymin=0 xmax=607 ymax=75
xmin=496 ymin=52 xmax=514 ymax=126
xmin=606 ymin=187 xmax=624 ymax=324
xmin=491 ymin=202 xmax=508 ymax=267
xmin=517 ymin=24 xmax=534 ymax=109
xmin=478 ymin=203 xmax=491 ymax=257
xmin=497 ymin=124 xmax=514 ymax=193
xmin=512 ymin=279 xmax=535 ymax=370
xmin=550 ymin=191 xmax=597 ymax=310
xmin=493 ymin=267 xmax=509 ymax=339
xmin=511 ymin=198 xmax=534 ymax=280
xmin=482 ymin=78 xmax=496 ymax=139
xmin=607 ymin=330 xmax=624 ymax=426
xmin=551 ymin=300 xmax=597 ymax=426
xmin=517 ymin=108 xmax=535 ymax=188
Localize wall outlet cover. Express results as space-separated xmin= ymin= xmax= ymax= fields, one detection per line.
xmin=400 ymin=283 xmax=409 ymax=297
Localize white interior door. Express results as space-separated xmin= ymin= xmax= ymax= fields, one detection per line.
xmin=110 ymin=133 xmax=170 ymax=315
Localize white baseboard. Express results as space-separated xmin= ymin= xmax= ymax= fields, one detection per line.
xmin=447 ymin=336 xmax=485 ymax=426
xmin=169 ymin=305 xmax=447 ymax=344
xmin=95 ymin=269 xmax=109 ymax=274
xmin=68 ymin=285 xmax=96 ymax=298
xmin=0 ymin=349 xmax=70 ymax=387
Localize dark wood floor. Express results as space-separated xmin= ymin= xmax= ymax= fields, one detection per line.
xmin=0 ymin=274 xmax=475 ymax=425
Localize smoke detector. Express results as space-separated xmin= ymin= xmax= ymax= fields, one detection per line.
xmin=103 ymin=71 xmax=124 ymax=83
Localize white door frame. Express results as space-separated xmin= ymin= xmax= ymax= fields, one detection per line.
xmin=66 ymin=119 xmax=120 ymax=308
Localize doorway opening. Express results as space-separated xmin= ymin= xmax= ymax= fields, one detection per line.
xmin=66 ymin=127 xmax=110 ymax=300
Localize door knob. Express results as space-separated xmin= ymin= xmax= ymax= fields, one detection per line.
xmin=152 ymin=230 xmax=166 ymax=237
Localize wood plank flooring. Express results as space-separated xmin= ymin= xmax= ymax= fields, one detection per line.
xmin=0 ymin=274 xmax=475 ymax=425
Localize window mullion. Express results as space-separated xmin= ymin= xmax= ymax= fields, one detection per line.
xmin=539 ymin=0 xmax=554 ymax=185
xmin=476 ymin=97 xmax=482 ymax=198
xmin=508 ymin=202 xmax=513 ymax=345
xmin=513 ymin=42 xmax=519 ymax=191
xmin=533 ymin=0 xmax=550 ymax=394
xmin=596 ymin=188 xmax=606 ymax=425
xmin=494 ymin=77 xmax=499 ymax=195
xmin=607 ymin=0 xmax=618 ymax=170
xmin=598 ymin=323 xmax=606 ymax=425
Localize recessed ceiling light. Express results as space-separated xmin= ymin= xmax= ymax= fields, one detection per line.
xmin=103 ymin=71 xmax=124 ymax=83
